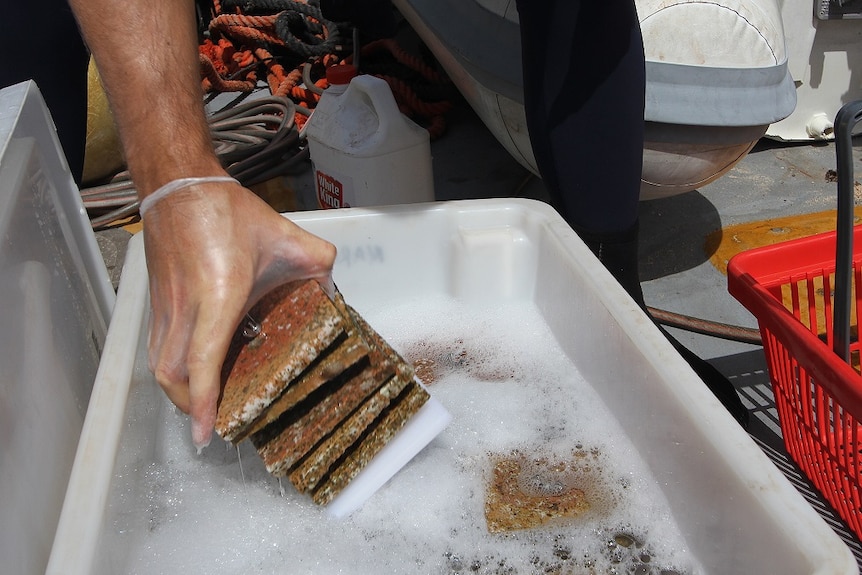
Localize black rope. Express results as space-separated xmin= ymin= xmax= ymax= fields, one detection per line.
xmin=220 ymin=0 xmax=346 ymax=59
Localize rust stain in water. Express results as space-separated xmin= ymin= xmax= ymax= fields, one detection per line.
xmin=484 ymin=448 xmax=610 ymax=534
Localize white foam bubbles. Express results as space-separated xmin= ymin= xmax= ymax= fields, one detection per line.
xmin=101 ymin=295 xmax=703 ymax=574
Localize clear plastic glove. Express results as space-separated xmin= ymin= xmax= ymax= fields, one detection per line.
xmin=142 ymin=179 xmax=336 ymax=450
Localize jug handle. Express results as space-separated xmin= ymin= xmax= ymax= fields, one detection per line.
xmin=348 ymin=74 xmax=403 ymax=140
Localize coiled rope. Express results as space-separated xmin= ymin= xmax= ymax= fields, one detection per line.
xmin=82 ymin=95 xmax=307 ymax=229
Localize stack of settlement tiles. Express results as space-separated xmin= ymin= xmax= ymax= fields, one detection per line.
xmin=215 ymin=279 xmax=430 ymax=506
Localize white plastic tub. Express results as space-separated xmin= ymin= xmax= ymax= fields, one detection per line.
xmin=0 ymin=81 xmax=115 ymax=575
xmin=49 ymin=199 xmax=854 ymax=574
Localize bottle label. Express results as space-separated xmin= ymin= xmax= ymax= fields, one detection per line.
xmin=315 ymin=169 xmax=352 ymax=209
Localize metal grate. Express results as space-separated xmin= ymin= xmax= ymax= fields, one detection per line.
xmin=726 ymin=357 xmax=862 ymax=572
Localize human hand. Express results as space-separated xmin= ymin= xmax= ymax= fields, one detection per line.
xmin=142 ymin=178 xmax=336 ymax=450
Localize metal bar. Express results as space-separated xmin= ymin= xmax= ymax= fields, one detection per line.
xmin=831 ymin=100 xmax=862 ymax=360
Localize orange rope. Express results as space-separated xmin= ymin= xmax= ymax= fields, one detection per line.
xmin=211 ymin=13 xmax=279 ymax=30
xmin=199 ymin=1 xmax=335 ymax=125
xmin=197 ymin=1 xmax=453 ymax=138
xmin=200 ymin=52 xmax=257 ymax=93
xmin=212 ymin=23 xmax=283 ymax=47
xmin=382 ymin=75 xmax=453 ymax=117
xmin=361 ymin=38 xmax=449 ymax=85
xmin=344 ymin=39 xmax=454 ymax=140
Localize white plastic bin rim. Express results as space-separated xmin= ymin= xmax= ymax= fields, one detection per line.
xmin=48 ymin=199 xmax=855 ymax=575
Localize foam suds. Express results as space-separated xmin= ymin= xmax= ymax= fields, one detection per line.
xmin=103 ymin=295 xmax=703 ymax=574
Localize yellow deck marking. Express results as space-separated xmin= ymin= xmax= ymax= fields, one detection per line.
xmin=122 ymin=220 xmax=143 ymax=235
xmin=711 ymin=207 xmax=862 ymax=372
xmin=707 ymin=207 xmax=862 ymax=275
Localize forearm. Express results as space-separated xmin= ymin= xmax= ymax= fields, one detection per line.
xmin=67 ymin=0 xmax=223 ymax=196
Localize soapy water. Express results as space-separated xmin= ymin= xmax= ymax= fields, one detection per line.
xmin=102 ymin=296 xmax=702 ymax=574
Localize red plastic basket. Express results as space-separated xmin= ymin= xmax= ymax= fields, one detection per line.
xmin=729 ymin=227 xmax=862 ymax=537
xmin=728 ymin=100 xmax=862 ymax=540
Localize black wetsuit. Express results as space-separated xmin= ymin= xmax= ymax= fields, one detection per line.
xmin=516 ymin=0 xmax=644 ymax=237
xmin=2 ymin=0 xmax=89 ymax=184
xmin=516 ymin=2 xmax=748 ymax=427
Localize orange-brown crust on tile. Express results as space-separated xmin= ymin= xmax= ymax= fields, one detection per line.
xmin=484 ymin=453 xmax=591 ymax=533
xmin=254 ymin=295 xmax=401 ymax=478
xmin=251 ymin=352 xmax=397 ymax=476
xmin=215 ymin=280 xmax=345 ymax=442
xmin=233 ymin=333 xmax=370 ymax=444
xmin=287 ymin=364 xmax=410 ymax=490
xmin=311 ymin=381 xmax=430 ymax=505
xmin=284 ymin=298 xmax=420 ymax=491
xmin=216 ymin=282 xmax=434 ymax=507
xmin=302 ymin=301 xmax=426 ymax=503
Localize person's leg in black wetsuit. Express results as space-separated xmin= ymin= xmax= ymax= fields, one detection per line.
xmin=2 ymin=0 xmax=89 ymax=184
xmin=516 ymin=0 xmax=644 ymax=294
xmin=516 ymin=0 xmax=748 ymax=426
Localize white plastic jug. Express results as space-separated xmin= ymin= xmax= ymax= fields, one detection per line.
xmin=305 ymin=72 xmax=434 ymax=209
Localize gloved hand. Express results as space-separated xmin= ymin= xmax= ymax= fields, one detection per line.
xmin=142 ymin=178 xmax=336 ymax=450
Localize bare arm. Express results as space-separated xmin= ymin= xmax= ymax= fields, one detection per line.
xmin=67 ymin=0 xmax=221 ymax=192
xmin=68 ymin=0 xmax=336 ymax=449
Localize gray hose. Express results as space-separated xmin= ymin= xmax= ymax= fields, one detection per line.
xmin=81 ymin=94 xmax=307 ymax=230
